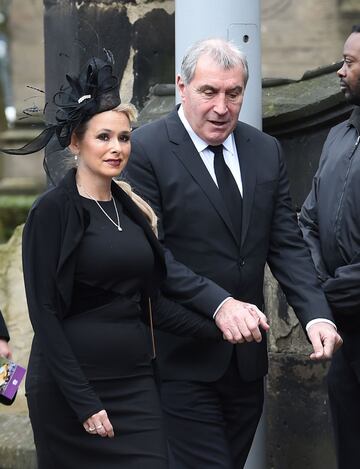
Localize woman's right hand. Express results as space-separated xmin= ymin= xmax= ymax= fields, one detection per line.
xmin=83 ymin=409 xmax=114 ymax=438
xmin=0 ymin=339 xmax=11 ymax=359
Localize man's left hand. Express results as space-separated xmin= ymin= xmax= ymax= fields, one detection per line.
xmin=307 ymin=323 xmax=343 ymax=360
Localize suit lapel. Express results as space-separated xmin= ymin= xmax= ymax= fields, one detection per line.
xmin=166 ymin=110 xmax=240 ymax=245
xmin=234 ymin=125 xmax=257 ymax=247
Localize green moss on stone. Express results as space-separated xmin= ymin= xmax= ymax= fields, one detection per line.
xmin=0 ymin=195 xmax=36 ymax=243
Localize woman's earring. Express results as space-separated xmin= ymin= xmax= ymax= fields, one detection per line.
xmin=74 ymin=154 xmax=78 ymax=161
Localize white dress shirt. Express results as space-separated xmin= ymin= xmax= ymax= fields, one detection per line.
xmin=178 ymin=106 xmax=243 ymax=195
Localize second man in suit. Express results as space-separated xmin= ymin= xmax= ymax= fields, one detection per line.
xmin=126 ymin=38 xmax=342 ymax=468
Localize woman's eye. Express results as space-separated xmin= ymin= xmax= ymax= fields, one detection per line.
xmin=97 ymin=133 xmax=110 ymax=141
xmin=119 ymin=135 xmax=130 ymax=142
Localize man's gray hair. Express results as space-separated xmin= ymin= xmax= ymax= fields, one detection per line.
xmin=180 ymin=38 xmax=249 ymax=86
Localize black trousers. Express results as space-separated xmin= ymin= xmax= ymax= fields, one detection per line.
xmin=160 ymin=351 xmax=264 ymax=469
xmin=328 ymin=342 xmax=360 ymax=469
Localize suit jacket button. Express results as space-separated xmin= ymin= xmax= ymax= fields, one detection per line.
xmin=238 ymin=258 xmax=245 ymax=267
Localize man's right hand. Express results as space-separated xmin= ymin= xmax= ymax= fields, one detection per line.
xmin=215 ymin=298 xmax=270 ymax=344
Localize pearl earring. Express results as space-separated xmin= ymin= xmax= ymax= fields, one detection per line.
xmin=74 ymin=154 xmax=78 ymax=161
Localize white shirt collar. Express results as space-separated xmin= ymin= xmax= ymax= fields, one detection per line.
xmin=178 ymin=105 xmax=236 ymax=155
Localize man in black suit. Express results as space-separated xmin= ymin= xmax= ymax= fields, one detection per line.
xmin=0 ymin=310 xmax=11 ymax=358
xmin=300 ymin=25 xmax=360 ymax=469
xmin=126 ymin=38 xmax=342 ymax=468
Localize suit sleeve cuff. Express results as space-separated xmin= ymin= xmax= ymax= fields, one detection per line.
xmin=213 ymin=297 xmax=233 ymax=319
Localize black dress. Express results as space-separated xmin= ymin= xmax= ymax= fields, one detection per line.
xmin=26 ymin=197 xmax=168 ymax=468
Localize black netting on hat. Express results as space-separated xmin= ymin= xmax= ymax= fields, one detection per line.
xmin=1 ymin=56 xmax=121 ymax=155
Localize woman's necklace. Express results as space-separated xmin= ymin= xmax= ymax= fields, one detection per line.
xmin=78 ymin=184 xmax=122 ymax=232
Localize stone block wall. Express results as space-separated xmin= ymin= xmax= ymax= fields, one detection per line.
xmin=264 ymin=267 xmax=336 ymax=468
xmin=0 ymin=225 xmax=32 ymax=415
xmin=7 ymin=0 xmax=357 ymax=109
xmin=261 ymin=0 xmax=354 ymax=79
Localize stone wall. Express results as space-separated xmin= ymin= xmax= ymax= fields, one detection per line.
xmin=264 ymin=267 xmax=336 ymax=468
xmin=0 ymin=226 xmax=36 ymax=469
xmin=261 ymin=0 xmax=355 ymax=79
xmin=0 ymin=225 xmax=32 ymax=415
xmin=6 ymin=0 xmax=357 ymax=109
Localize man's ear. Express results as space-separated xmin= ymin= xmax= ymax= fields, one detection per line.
xmin=176 ymin=75 xmax=186 ymax=100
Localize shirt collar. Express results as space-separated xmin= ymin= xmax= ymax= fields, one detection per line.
xmin=178 ymin=105 xmax=236 ymax=154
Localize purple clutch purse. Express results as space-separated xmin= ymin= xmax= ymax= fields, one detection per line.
xmin=0 ymin=356 xmax=26 ymax=404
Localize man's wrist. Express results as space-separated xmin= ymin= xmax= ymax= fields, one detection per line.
xmin=213 ymin=297 xmax=233 ymax=319
xmin=306 ymin=318 xmax=337 ymax=332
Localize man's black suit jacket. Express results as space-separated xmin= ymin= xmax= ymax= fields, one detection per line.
xmin=126 ymin=108 xmax=334 ymax=382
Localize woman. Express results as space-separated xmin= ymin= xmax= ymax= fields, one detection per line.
xmin=3 ymin=57 xmax=220 ymax=468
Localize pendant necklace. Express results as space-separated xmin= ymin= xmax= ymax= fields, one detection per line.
xmin=78 ymin=184 xmax=122 ymax=232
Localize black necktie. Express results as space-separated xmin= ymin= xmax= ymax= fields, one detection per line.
xmin=208 ymin=144 xmax=243 ymax=240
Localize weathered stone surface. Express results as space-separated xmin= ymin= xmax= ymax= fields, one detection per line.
xmin=267 ymin=354 xmax=335 ymax=469
xmin=0 ymin=414 xmax=36 ymax=469
xmin=264 ymin=266 xmax=310 ymax=356
xmin=132 ymin=8 xmax=175 ymax=109
xmin=263 ymin=65 xmax=345 ymax=127
xmin=261 ymin=0 xmax=354 ymax=80
xmin=264 ymin=264 xmax=337 ymax=469
xmin=0 ymin=195 xmax=36 ymax=243
xmin=0 ymin=226 xmax=36 ymax=467
xmin=135 ymin=83 xmax=175 ymax=127
xmin=0 ymin=225 xmax=33 ymax=414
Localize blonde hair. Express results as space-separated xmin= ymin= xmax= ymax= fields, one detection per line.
xmin=116 ymin=180 xmax=158 ymax=236
xmin=111 ymin=105 xmax=158 ymax=235
xmin=112 ymin=103 xmax=138 ymax=124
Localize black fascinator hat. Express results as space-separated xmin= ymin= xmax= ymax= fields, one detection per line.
xmin=1 ymin=56 xmax=121 ymax=156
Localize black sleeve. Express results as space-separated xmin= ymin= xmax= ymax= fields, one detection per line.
xmin=266 ymin=139 xmax=334 ymax=329
xmin=322 ymin=259 xmax=360 ymax=316
xmin=0 ymin=310 xmax=10 ymax=341
xmin=22 ymin=197 xmax=103 ymax=423
xmin=299 ymin=166 xmax=331 ymax=283
xmin=145 ymin=293 xmax=221 ymax=340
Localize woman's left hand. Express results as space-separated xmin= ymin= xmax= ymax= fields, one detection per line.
xmin=83 ymin=409 xmax=114 ymax=438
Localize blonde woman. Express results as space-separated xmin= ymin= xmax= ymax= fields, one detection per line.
xmin=3 ymin=57 xmax=219 ymax=468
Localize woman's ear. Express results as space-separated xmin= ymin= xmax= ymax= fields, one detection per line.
xmin=68 ymin=133 xmax=79 ymax=155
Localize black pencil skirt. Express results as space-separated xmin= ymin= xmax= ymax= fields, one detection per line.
xmin=26 ymin=299 xmax=168 ymax=469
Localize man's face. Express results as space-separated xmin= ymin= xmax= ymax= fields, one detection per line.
xmin=177 ymin=55 xmax=246 ymax=145
xmin=338 ymin=32 xmax=360 ymax=105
